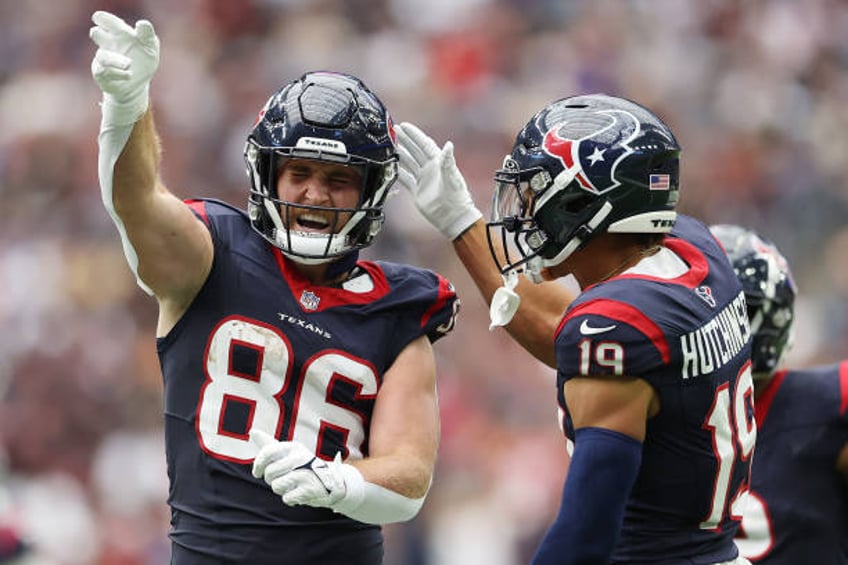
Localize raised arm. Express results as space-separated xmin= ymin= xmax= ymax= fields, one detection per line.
xmin=90 ymin=11 xmax=212 ymax=332
xmin=395 ymin=122 xmax=574 ymax=367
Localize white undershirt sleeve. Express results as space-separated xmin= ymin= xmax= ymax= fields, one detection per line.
xmin=332 ymin=463 xmax=428 ymax=525
xmin=96 ymin=102 xmax=153 ymax=295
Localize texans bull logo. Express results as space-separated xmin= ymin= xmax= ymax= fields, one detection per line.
xmin=542 ymin=109 xmax=641 ymax=195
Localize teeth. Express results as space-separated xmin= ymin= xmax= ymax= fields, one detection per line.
xmin=297 ymin=213 xmax=330 ymax=229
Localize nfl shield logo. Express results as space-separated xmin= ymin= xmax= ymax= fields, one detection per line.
xmin=300 ymin=290 xmax=320 ymax=311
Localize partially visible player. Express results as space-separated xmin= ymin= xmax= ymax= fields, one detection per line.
xmin=397 ymin=95 xmax=754 ymax=564
xmin=90 ymin=11 xmax=458 ymax=564
xmin=711 ymin=224 xmax=848 ymax=564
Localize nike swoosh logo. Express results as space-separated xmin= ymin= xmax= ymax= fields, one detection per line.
xmin=579 ymin=319 xmax=617 ymax=335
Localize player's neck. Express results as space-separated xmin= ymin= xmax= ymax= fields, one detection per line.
xmin=290 ymin=261 xmax=354 ymax=287
xmin=568 ymin=235 xmax=662 ymax=287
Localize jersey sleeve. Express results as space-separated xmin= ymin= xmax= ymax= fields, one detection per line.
xmin=419 ymin=272 xmax=460 ymax=344
xmin=556 ymin=298 xmax=671 ymax=383
xmin=184 ymin=198 xmax=239 ymax=244
xmin=372 ymin=261 xmax=460 ymax=346
xmin=800 ymin=361 xmax=848 ymax=426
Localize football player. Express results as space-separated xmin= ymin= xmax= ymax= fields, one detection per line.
xmin=90 ymin=11 xmax=458 ymax=564
xmin=711 ymin=224 xmax=848 ymax=564
xmin=397 ymin=95 xmax=754 ymax=564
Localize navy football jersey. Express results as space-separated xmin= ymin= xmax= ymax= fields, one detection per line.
xmin=735 ymin=362 xmax=848 ymax=564
xmin=556 ymin=215 xmax=755 ymax=564
xmin=157 ymin=199 xmax=459 ymax=564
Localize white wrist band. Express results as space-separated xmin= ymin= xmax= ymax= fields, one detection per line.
xmin=333 ymin=464 xmax=426 ymax=524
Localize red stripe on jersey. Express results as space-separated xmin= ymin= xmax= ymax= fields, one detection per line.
xmin=754 ymin=369 xmax=787 ymax=427
xmin=421 ymin=274 xmax=455 ymax=329
xmin=839 ymin=361 xmax=848 ymax=416
xmin=560 ymin=298 xmax=671 ymax=364
xmin=185 ymin=199 xmax=210 ymax=225
xmin=614 ymin=238 xmax=709 ymax=289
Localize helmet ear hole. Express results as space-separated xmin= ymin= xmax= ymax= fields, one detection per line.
xmin=561 ymin=190 xmax=595 ymax=214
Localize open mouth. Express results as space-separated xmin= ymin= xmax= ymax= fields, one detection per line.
xmin=294 ymin=212 xmax=334 ymax=233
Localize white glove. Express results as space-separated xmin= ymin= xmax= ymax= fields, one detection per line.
xmin=90 ymin=10 xmax=160 ymax=126
xmin=395 ymin=122 xmax=483 ymax=241
xmin=251 ymin=429 xmax=350 ymax=509
xmin=250 ymin=429 xmax=429 ymax=524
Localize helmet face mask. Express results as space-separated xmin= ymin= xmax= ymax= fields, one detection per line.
xmin=244 ymin=71 xmax=398 ymax=264
xmin=710 ymin=224 xmax=797 ymax=377
xmin=487 ymin=94 xmax=680 ymax=280
xmin=488 ymin=160 xmax=552 ymax=274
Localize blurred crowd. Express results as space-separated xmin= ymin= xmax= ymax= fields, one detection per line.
xmin=1 ymin=0 xmax=847 ymax=563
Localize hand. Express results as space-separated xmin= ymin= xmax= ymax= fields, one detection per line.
xmin=90 ymin=10 xmax=160 ymax=125
xmin=251 ymin=429 xmax=347 ymax=509
xmin=395 ymin=122 xmax=483 ymax=241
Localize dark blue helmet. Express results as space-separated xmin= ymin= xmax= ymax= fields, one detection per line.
xmin=488 ymin=93 xmax=680 ymax=280
xmin=710 ymin=224 xmax=797 ymax=376
xmin=244 ymin=71 xmax=398 ymax=263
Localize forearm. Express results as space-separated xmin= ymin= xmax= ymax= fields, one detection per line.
xmin=452 ymin=220 xmax=572 ymax=367
xmin=109 ymin=108 xmax=162 ymax=215
xmin=334 ymin=457 xmax=430 ymax=524
xmin=451 ymin=220 xmax=506 ymax=304
xmin=347 ymin=333 xmax=437 ymax=506
xmin=252 ymin=430 xmax=431 ymax=525
xmin=341 ymin=388 xmax=436 ymax=523
xmin=532 ymin=427 xmax=642 ymax=564
xmin=350 ymin=452 xmax=433 ymax=499
xmin=98 ymin=105 xmax=164 ymax=294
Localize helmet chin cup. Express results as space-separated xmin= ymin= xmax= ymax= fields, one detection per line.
xmin=276 ymin=232 xmax=348 ymax=265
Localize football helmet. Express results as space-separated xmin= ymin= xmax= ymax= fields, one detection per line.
xmin=244 ymin=71 xmax=398 ymax=264
xmin=710 ymin=224 xmax=797 ymax=377
xmin=488 ymin=93 xmax=680 ymax=280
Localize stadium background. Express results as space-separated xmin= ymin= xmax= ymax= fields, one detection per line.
xmin=1 ymin=0 xmax=846 ymax=563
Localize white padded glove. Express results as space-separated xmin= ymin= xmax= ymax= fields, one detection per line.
xmin=395 ymin=122 xmax=483 ymax=241
xmin=251 ymin=429 xmax=428 ymax=524
xmin=251 ymin=429 xmax=353 ymax=509
xmin=90 ymin=10 xmax=160 ymax=126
